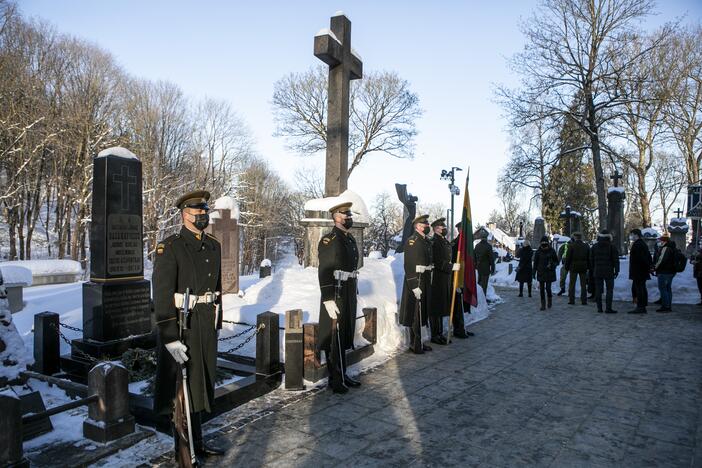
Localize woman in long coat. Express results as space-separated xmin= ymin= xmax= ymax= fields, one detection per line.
xmin=532 ymin=236 xmax=558 ymax=310
xmin=515 ymin=241 xmax=533 ymax=297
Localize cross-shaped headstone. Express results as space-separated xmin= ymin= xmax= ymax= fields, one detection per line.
xmin=314 ymin=13 xmax=363 ymax=197
xmin=610 ymin=169 xmax=623 ymax=187
xmin=674 ymin=207 xmax=684 ymax=219
xmin=211 ymin=209 xmax=237 ymax=258
xmin=207 ymin=208 xmax=240 ymax=294
xmin=112 ymin=165 xmax=137 ymax=211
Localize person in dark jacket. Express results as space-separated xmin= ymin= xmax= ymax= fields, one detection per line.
xmin=450 ymin=222 xmax=472 ymax=338
xmin=692 ymin=244 xmax=702 ymax=306
xmin=399 ymin=214 xmax=434 ymax=353
xmin=590 ymin=230 xmax=620 ymax=313
xmin=430 ymin=218 xmax=459 ymax=345
xmin=653 ymin=234 xmax=677 ymax=312
xmin=557 ymin=240 xmax=571 ymax=296
xmin=515 ymin=241 xmax=533 ymax=297
xmin=532 ymin=236 xmax=558 ymax=310
xmin=317 ymin=202 xmax=361 ymax=393
xmin=627 ymin=228 xmax=652 ymax=314
xmin=473 ymin=235 xmax=495 ymax=297
xmin=565 ymin=232 xmax=589 ymax=305
xmin=154 ymin=190 xmax=225 ymax=462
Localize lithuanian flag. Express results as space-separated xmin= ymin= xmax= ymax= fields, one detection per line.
xmin=456 ymin=172 xmax=478 ymax=307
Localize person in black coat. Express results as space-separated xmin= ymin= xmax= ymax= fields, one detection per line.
xmin=532 ymin=236 xmax=558 ymax=310
xmin=317 ymin=201 xmax=361 ymax=393
xmin=627 ymin=228 xmax=652 ymax=314
xmin=399 ymin=214 xmax=434 ymax=354
xmin=430 ymin=218 xmax=459 ymax=345
xmin=515 ymin=241 xmax=533 ymax=297
xmin=590 ymin=230 xmax=620 ymax=313
xmin=153 ymin=190 xmax=225 ymax=462
xmin=450 ymin=222 xmax=472 ymax=338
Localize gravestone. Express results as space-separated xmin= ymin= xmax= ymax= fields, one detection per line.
xmin=395 ymin=183 xmax=418 ymax=254
xmin=533 ymin=217 xmax=546 ymax=243
xmin=207 ymin=197 xmax=240 ymax=294
xmin=641 ymin=228 xmax=660 ymax=256
xmin=314 ymin=12 xmax=363 ymax=197
xmin=68 ymin=148 xmax=153 ymax=368
xmin=284 ymin=309 xmax=304 ymax=391
xmin=302 ymin=13 xmax=368 ymax=268
xmin=607 ymin=170 xmax=626 ymax=255
xmin=559 ymin=206 xmax=582 ymax=237
xmin=668 ymin=210 xmax=689 ymax=257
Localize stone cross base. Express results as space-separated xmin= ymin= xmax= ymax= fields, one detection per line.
xmin=300 ymin=210 xmax=367 ymax=269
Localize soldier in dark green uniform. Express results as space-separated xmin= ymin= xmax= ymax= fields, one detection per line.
xmin=399 ymin=214 xmax=434 ymax=354
xmin=318 ymin=201 xmax=361 ymax=394
xmin=153 ymin=190 xmax=225 ymax=464
xmin=429 ymin=218 xmax=459 ymax=345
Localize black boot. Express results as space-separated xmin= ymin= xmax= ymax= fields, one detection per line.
xmin=343 ymin=374 xmax=361 ymax=387
xmin=540 ymin=298 xmax=546 ymax=311
xmin=547 ymin=296 xmax=552 ymax=308
xmin=193 ymin=414 xmax=226 ymax=458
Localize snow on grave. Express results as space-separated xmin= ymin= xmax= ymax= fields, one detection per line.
xmin=1 ymin=259 xmax=82 ymax=286
xmin=0 ymin=265 xmax=32 ymax=313
xmin=0 ymin=272 xmax=33 ymax=385
xmin=209 ymin=195 xmax=240 ymax=221
xmin=96 ymin=146 xmax=138 ymax=160
xmin=302 ymin=189 xmax=370 ymax=223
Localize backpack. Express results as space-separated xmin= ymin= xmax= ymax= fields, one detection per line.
xmin=674 ymin=249 xmax=687 ymax=273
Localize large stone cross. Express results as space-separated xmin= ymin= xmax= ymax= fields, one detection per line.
xmin=211 ymin=209 xmax=237 ymax=258
xmin=207 ymin=208 xmax=239 ymax=294
xmin=675 ymin=207 xmax=684 ymax=219
xmin=610 ymin=169 xmax=623 ymax=188
xmin=314 ymin=13 xmax=363 ymax=197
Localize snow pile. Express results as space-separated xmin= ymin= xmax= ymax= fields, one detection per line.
xmin=0 ymin=280 xmax=33 ymax=382
xmin=641 ymin=227 xmax=661 ymax=238
xmin=220 ymin=252 xmax=494 ymax=358
xmin=96 ymin=146 xmax=138 ymax=160
xmin=608 ymin=187 xmax=625 ymax=194
xmin=303 ymin=189 xmax=370 ymax=223
xmin=490 ymin=258 xmax=699 ymax=305
xmin=210 ymin=196 xmax=240 ymax=221
xmin=0 ymin=265 xmax=32 ymax=286
xmin=368 ymin=251 xmax=383 ymax=260
xmin=1 ymin=259 xmax=82 ymax=277
xmin=260 ymin=259 xmax=272 ymax=268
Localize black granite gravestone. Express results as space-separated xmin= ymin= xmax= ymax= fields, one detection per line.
xmin=65 ymin=148 xmax=153 ymax=372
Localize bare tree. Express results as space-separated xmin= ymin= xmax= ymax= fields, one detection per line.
xmin=272 ymin=66 xmax=422 ymax=178
xmin=367 ymin=191 xmax=403 ymax=257
xmin=650 ymin=151 xmax=686 ymax=229
xmin=665 ymin=26 xmax=702 ymax=184
xmin=499 ymin=0 xmax=662 ymax=230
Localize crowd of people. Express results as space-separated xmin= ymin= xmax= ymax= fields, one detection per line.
xmin=514 ymin=229 xmax=690 ymax=313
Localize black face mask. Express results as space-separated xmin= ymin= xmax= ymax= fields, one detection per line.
xmin=422 ymin=226 xmax=431 ymax=236
xmin=541 ymin=242 xmax=548 ymax=248
xmin=343 ymin=218 xmax=353 ymax=230
xmin=193 ymin=213 xmax=209 ymax=231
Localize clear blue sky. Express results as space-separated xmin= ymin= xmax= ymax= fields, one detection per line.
xmin=20 ymin=0 xmax=702 ymax=224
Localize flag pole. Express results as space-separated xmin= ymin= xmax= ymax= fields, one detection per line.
xmin=447 ymin=248 xmax=462 ymax=344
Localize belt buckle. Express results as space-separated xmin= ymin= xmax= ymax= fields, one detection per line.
xmin=204 ymin=291 xmax=214 ymax=303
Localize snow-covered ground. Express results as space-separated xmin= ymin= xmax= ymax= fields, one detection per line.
xmin=490 ymin=259 xmax=699 ymax=304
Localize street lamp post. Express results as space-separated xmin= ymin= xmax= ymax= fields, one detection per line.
xmin=440 ymin=167 xmax=463 ymax=241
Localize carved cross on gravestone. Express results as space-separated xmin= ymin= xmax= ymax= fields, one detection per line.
xmin=674 ymin=208 xmax=684 ymax=219
xmin=112 ymin=165 xmax=137 ymax=211
xmin=314 ymin=13 xmax=363 ymax=197
xmin=610 ymin=169 xmax=623 ymax=188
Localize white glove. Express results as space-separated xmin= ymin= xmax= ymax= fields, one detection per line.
xmin=456 ymin=287 xmax=463 ymax=294
xmin=452 ymin=263 xmax=460 ymax=271
xmin=324 ymin=300 xmax=340 ymax=319
xmin=412 ymin=288 xmax=422 ymax=300
xmin=415 ymin=265 xmax=427 ymax=273
xmin=165 ymin=341 xmax=189 ymax=364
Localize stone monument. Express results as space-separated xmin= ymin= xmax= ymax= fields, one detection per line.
xmin=687 ymin=184 xmax=702 ymax=250
xmin=668 ymin=208 xmax=689 ymax=257
xmin=68 ymin=147 xmax=153 ymax=368
xmin=395 ymin=183 xmax=418 ymax=254
xmin=559 ymin=205 xmax=582 ymax=237
xmin=533 ymin=217 xmax=546 ymax=243
xmin=641 ymin=227 xmax=660 ymax=256
xmin=607 ymin=170 xmax=626 ymax=255
xmin=207 ymin=196 xmax=240 ymax=294
xmin=301 ymin=13 xmax=367 ymax=268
